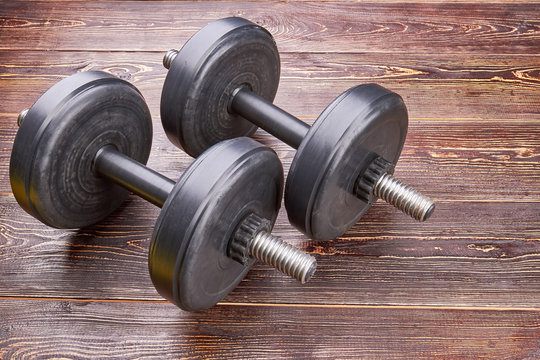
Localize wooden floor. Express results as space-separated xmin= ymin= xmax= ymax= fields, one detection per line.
xmin=1 ymin=1 xmax=539 ymax=358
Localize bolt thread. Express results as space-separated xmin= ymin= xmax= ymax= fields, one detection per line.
xmin=17 ymin=108 xmax=29 ymax=127
xmin=250 ymin=231 xmax=316 ymax=283
xmin=374 ymin=173 xmax=435 ymax=222
xmin=163 ymin=49 xmax=179 ymax=69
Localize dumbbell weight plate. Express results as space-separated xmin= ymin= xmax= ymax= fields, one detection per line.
xmin=149 ymin=137 xmax=283 ymax=312
xmin=285 ymin=84 xmax=408 ymax=240
xmin=161 ymin=17 xmax=280 ymax=157
xmin=9 ymin=72 xmax=153 ymax=228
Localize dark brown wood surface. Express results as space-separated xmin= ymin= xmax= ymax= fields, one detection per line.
xmin=0 ymin=1 xmax=539 ymax=358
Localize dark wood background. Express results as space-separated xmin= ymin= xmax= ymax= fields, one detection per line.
xmin=1 ymin=1 xmax=539 ymax=358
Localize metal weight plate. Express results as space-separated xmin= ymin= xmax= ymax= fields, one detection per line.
xmin=285 ymin=84 xmax=408 ymax=240
xmin=149 ymin=137 xmax=283 ymax=311
xmin=9 ymin=71 xmax=152 ymax=228
xmin=160 ymin=17 xmax=280 ymax=157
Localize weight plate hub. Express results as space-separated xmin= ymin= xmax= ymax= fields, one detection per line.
xmin=149 ymin=137 xmax=283 ymax=312
xmin=160 ymin=17 xmax=280 ymax=157
xmin=10 ymin=71 xmax=152 ymax=228
xmin=285 ymin=84 xmax=408 ymax=240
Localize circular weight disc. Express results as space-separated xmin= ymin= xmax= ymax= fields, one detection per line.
xmin=285 ymin=84 xmax=408 ymax=241
xmin=149 ymin=137 xmax=283 ymax=311
xmin=9 ymin=71 xmax=153 ymax=229
xmin=160 ymin=17 xmax=280 ymax=157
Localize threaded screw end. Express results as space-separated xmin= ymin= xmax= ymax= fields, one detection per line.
xmin=250 ymin=231 xmax=316 ymax=283
xmin=17 ymin=108 xmax=29 ymax=127
xmin=374 ymin=173 xmax=435 ymax=222
xmin=163 ymin=49 xmax=179 ymax=69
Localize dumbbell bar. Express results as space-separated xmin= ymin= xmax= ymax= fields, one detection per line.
xmin=10 ymin=71 xmax=315 ymax=311
xmin=92 ymin=144 xmax=316 ymax=279
xmin=160 ymin=17 xmax=435 ymax=241
xmin=232 ymin=87 xmax=434 ymax=220
xmin=93 ymin=145 xmax=316 ymax=284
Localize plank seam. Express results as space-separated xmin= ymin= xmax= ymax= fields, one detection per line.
xmin=0 ymin=296 xmax=539 ymax=311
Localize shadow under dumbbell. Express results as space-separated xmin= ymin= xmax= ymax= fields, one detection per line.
xmin=64 ymin=197 xmax=158 ymax=300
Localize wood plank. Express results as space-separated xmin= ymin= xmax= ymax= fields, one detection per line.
xmin=2 ymin=114 xmax=538 ymax=200
xmin=23 ymin=0 xmax=540 ymax=3
xmin=0 ymin=299 xmax=539 ymax=359
xmin=1 ymin=191 xmax=538 ymax=307
xmin=0 ymin=2 xmax=538 ymax=54
xmin=1 ymin=1 xmax=538 ymax=357
xmin=1 ymin=51 xmax=539 ymax=119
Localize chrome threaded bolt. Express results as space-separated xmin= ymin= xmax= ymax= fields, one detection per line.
xmin=374 ymin=173 xmax=435 ymax=222
xmin=17 ymin=108 xmax=29 ymax=127
xmin=355 ymin=157 xmax=435 ymax=222
xmin=163 ymin=49 xmax=179 ymax=69
xmin=229 ymin=213 xmax=316 ymax=283
xmin=250 ymin=231 xmax=316 ymax=284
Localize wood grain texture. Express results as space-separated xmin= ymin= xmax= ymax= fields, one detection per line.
xmin=1 ymin=299 xmax=539 ymax=359
xmin=1 ymin=191 xmax=538 ymax=307
xmin=3 ymin=115 xmax=539 ymax=200
xmin=1 ymin=2 xmax=539 ymax=54
xmin=0 ymin=0 xmax=539 ymax=358
xmin=1 ymin=51 xmax=539 ymax=118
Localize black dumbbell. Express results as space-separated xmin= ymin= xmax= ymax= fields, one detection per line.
xmin=10 ymin=71 xmax=316 ymax=312
xmin=161 ymin=17 xmax=435 ymax=241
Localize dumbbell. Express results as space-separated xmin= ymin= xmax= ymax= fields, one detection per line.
xmin=161 ymin=17 xmax=435 ymax=241
xmin=10 ymin=71 xmax=316 ymax=312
